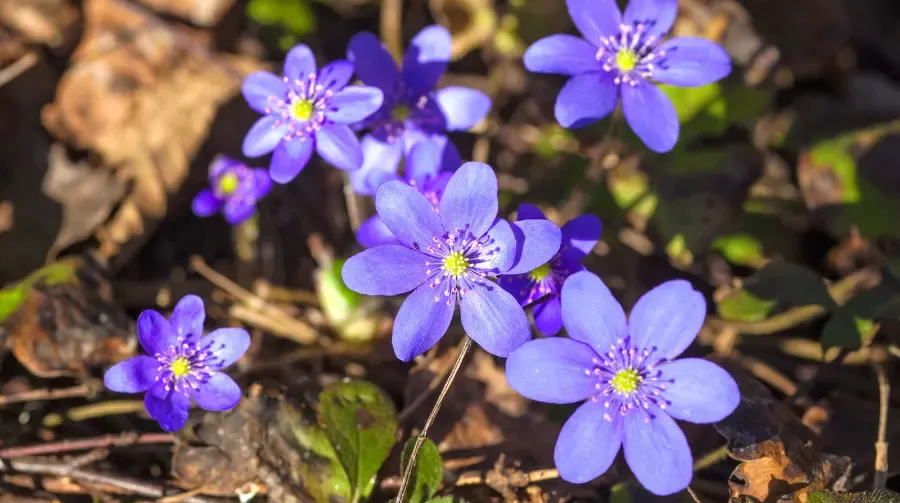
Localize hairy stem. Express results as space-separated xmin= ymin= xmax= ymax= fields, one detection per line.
xmin=396 ymin=336 xmax=473 ymax=502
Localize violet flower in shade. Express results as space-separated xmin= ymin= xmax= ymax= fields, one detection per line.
xmin=346 ymin=25 xmax=491 ymax=194
xmin=342 ymin=162 xmax=562 ymax=361
xmin=191 ymin=156 xmax=272 ymax=225
xmin=103 ymin=295 xmax=251 ymax=432
xmin=241 ymin=44 xmax=384 ymax=183
xmin=498 ymin=204 xmax=602 ymax=336
xmin=505 ymin=272 xmax=740 ymax=495
xmin=356 ymin=139 xmax=460 ymax=248
xmin=524 ymin=0 xmax=732 ymax=153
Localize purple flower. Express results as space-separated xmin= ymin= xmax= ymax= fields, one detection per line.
xmin=356 ymin=140 xmax=460 ymax=248
xmin=498 ymin=205 xmax=602 ymax=335
xmin=191 ymin=156 xmax=272 ymax=225
xmin=241 ymin=44 xmax=384 ymax=183
xmin=524 ymin=0 xmax=732 ymax=153
xmin=346 ymin=26 xmax=491 ymax=194
xmin=505 ymin=272 xmax=740 ymax=495
xmin=342 ymin=162 xmax=562 ymax=361
xmin=103 ymin=295 xmax=251 ymax=432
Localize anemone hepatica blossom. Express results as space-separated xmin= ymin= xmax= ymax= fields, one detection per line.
xmin=346 ymin=25 xmax=491 ymax=194
xmin=498 ymin=204 xmax=601 ymax=336
xmin=104 ymin=295 xmax=251 ymax=432
xmin=524 ymin=0 xmax=732 ymax=153
xmin=191 ymin=156 xmax=272 ymax=225
xmin=356 ymin=140 xmax=460 ymax=248
xmin=241 ymin=44 xmax=384 ymax=183
xmin=342 ymin=162 xmax=561 ymax=361
xmin=506 ymin=272 xmax=740 ymax=495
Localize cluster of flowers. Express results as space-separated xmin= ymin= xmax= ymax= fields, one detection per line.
xmin=107 ymin=0 xmax=741 ymax=496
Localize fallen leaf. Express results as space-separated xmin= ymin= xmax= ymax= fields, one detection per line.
xmin=712 ymin=359 xmax=852 ymax=503
xmin=42 ymin=143 xmax=126 ymax=260
xmin=0 ymin=254 xmax=137 ymax=378
xmin=134 ymin=0 xmax=236 ymax=26
xmin=0 ymin=0 xmax=79 ymax=46
xmin=41 ymin=0 xmax=258 ymax=258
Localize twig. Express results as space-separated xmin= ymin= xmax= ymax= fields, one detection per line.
xmin=380 ymin=0 xmax=403 ymax=62
xmin=0 ymin=458 xmax=217 ymax=503
xmin=190 ymin=256 xmax=317 ymax=344
xmin=0 ymin=432 xmax=173 ymax=458
xmin=396 ymin=336 xmax=473 ymax=503
xmin=720 ymin=268 xmax=880 ymax=336
xmin=686 ymin=486 xmax=705 ymax=503
xmin=0 ymin=51 xmax=38 ymax=89
xmin=873 ymin=361 xmax=890 ymax=489
xmin=342 ymin=172 xmax=363 ymax=233
xmin=399 ymin=337 xmax=470 ymax=423
xmin=43 ymin=400 xmax=146 ymax=427
xmin=0 ymin=383 xmax=94 ymax=406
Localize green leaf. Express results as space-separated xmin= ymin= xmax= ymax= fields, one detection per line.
xmin=717 ymin=289 xmax=777 ymax=322
xmin=0 ymin=259 xmax=78 ymax=323
xmin=426 ymin=498 xmax=472 ymax=503
xmin=744 ymin=262 xmax=837 ymax=311
xmin=400 ymin=438 xmax=443 ymax=503
xmin=712 ymin=233 xmax=767 ymax=268
xmin=276 ymin=400 xmax=352 ymax=503
xmin=609 ymin=483 xmax=632 ymax=503
xmin=801 ymin=123 xmax=900 ymax=238
xmin=821 ymin=285 xmax=899 ymax=350
xmin=247 ymin=0 xmax=316 ymax=36
xmin=808 ymin=490 xmax=900 ymax=503
xmin=319 ymin=380 xmax=398 ymax=502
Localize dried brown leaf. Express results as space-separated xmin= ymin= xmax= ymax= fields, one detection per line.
xmin=134 ymin=0 xmax=236 ymax=27
xmin=2 ymin=255 xmax=137 ymax=378
xmin=41 ymin=0 xmax=256 ymax=257
xmin=712 ymin=359 xmax=851 ymax=503
xmin=42 ymin=143 xmax=127 ymax=260
xmin=0 ymin=0 xmax=79 ymax=46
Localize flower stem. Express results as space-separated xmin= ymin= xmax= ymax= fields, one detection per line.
xmin=395 ymin=335 xmax=473 ymax=503
xmin=379 ymin=0 xmax=403 ymax=63
xmin=233 ymin=212 xmax=260 ymax=288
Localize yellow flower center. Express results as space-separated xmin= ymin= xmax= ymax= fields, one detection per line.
xmin=528 ymin=263 xmax=552 ymax=282
xmin=392 ymin=105 xmax=411 ymax=122
xmin=171 ymin=357 xmax=191 ymax=378
xmin=443 ymin=251 xmax=470 ymax=277
xmin=611 ymin=368 xmax=641 ymax=394
xmin=292 ymin=99 xmax=314 ymax=121
xmin=615 ymin=48 xmax=639 ymax=72
xmin=218 ymin=172 xmax=239 ymax=195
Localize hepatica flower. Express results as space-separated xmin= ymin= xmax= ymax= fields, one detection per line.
xmin=192 ymin=156 xmax=272 ymax=225
xmin=342 ymin=162 xmax=562 ymax=361
xmin=506 ymin=272 xmax=740 ymax=495
xmin=346 ymin=25 xmax=491 ymax=194
xmin=241 ymin=44 xmax=384 ymax=183
xmin=104 ymin=295 xmax=251 ymax=432
xmin=499 ymin=204 xmax=601 ymax=335
xmin=524 ymin=0 xmax=732 ymax=152
xmin=356 ymin=140 xmax=460 ymax=248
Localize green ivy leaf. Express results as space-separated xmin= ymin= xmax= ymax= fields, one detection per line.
xmin=277 ymin=400 xmax=352 ymax=503
xmin=808 ymin=490 xmax=900 ymax=503
xmin=712 ymin=233 xmax=768 ymax=268
xmin=400 ymin=438 xmax=443 ymax=503
xmin=821 ymin=285 xmax=899 ymax=350
xmin=717 ymin=289 xmax=777 ymax=322
xmin=319 ymin=380 xmax=398 ymax=502
xmin=744 ymin=262 xmax=837 ymax=311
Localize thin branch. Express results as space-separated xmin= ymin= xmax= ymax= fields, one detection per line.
xmin=0 ymin=458 xmax=217 ymax=503
xmin=0 ymin=51 xmax=38 ymax=89
xmin=0 ymin=432 xmax=173 ymax=458
xmin=396 ymin=336 xmax=473 ymax=503
xmin=380 ymin=0 xmax=403 ymax=62
xmin=399 ymin=337 xmax=470 ymax=423
xmin=873 ymin=361 xmax=890 ymax=489
xmin=0 ymin=383 xmax=94 ymax=407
